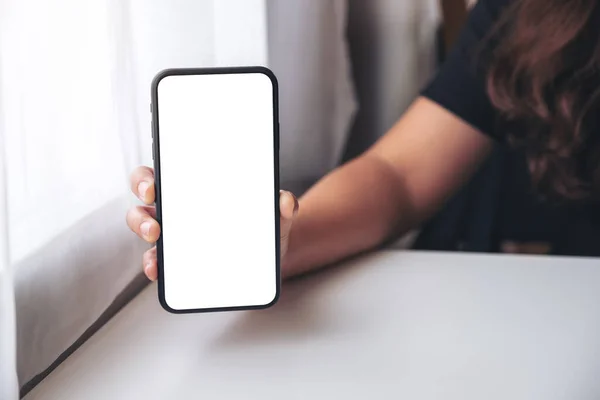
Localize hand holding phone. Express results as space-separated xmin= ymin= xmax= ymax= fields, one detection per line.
xmin=126 ymin=170 xmax=299 ymax=303
xmin=142 ymin=67 xmax=284 ymax=313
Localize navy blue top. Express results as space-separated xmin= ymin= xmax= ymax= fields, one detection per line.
xmin=421 ymin=0 xmax=600 ymax=256
xmin=423 ymin=0 xmax=509 ymax=138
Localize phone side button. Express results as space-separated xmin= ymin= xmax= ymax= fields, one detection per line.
xmin=152 ymin=146 xmax=155 ymax=160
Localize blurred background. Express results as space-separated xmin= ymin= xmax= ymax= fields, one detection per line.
xmin=0 ymin=0 xmax=476 ymax=397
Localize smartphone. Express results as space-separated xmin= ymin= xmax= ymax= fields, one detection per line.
xmin=150 ymin=67 xmax=280 ymax=314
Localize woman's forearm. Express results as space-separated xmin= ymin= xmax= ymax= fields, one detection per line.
xmin=282 ymin=153 xmax=416 ymax=278
xmin=282 ymin=98 xmax=494 ymax=279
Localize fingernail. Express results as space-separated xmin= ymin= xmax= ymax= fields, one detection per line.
xmin=140 ymin=221 xmax=151 ymax=238
xmin=138 ymin=181 xmax=150 ymax=200
xmin=144 ymin=263 xmax=154 ymax=280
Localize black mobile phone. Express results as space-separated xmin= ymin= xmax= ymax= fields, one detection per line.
xmin=150 ymin=67 xmax=280 ymax=314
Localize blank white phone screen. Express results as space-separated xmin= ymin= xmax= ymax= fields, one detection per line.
xmin=155 ymin=71 xmax=278 ymax=312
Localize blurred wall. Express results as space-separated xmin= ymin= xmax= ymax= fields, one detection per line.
xmin=344 ymin=0 xmax=441 ymax=160
xmin=267 ymin=0 xmax=357 ymax=195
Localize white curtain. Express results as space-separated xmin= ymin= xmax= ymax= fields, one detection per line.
xmin=0 ymin=106 xmax=18 ymax=400
xmin=0 ymin=0 xmax=357 ymax=394
xmin=0 ymin=0 xmax=270 ymax=391
xmin=267 ymin=0 xmax=357 ymax=192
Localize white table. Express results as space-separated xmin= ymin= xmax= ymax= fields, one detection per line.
xmin=24 ymin=251 xmax=600 ymax=400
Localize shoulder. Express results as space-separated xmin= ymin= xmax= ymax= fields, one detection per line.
xmin=420 ymin=0 xmax=515 ymax=137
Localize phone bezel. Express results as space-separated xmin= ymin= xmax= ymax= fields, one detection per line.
xmin=150 ymin=66 xmax=281 ymax=314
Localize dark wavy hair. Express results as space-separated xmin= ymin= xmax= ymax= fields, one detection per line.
xmin=486 ymin=0 xmax=600 ymax=202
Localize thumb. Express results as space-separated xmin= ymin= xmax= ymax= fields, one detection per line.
xmin=279 ymin=190 xmax=299 ymax=258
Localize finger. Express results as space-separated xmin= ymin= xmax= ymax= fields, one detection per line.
xmin=279 ymin=190 xmax=298 ymax=221
xmin=126 ymin=205 xmax=160 ymax=243
xmin=130 ymin=166 xmax=155 ymax=204
xmin=279 ymin=191 xmax=298 ymax=254
xmin=142 ymin=247 xmax=158 ymax=281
